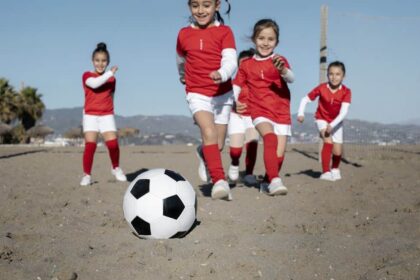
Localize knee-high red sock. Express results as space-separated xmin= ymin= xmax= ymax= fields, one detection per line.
xmin=245 ymin=141 xmax=258 ymax=175
xmin=83 ymin=142 xmax=97 ymax=175
xmin=230 ymin=147 xmax=242 ymax=166
xmin=263 ymin=133 xmax=278 ymax=182
xmin=106 ymin=139 xmax=120 ymax=169
xmin=277 ymin=156 xmax=284 ymax=175
xmin=202 ymin=144 xmax=225 ymax=183
xmin=321 ymin=143 xmax=333 ymax=173
xmin=332 ymin=154 xmax=342 ymax=169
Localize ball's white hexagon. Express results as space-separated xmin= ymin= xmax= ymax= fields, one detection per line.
xmin=149 ymin=174 xmax=178 ymax=199
xmin=176 ymin=206 xmax=196 ymax=233
xmin=136 ymin=193 xmax=163 ymax=222
xmin=123 ymin=190 xmax=138 ymax=223
xmin=176 ymin=181 xmax=196 ymax=207
xmin=136 ymin=168 xmax=165 ymax=180
xmin=150 ymin=216 xmax=179 ymax=239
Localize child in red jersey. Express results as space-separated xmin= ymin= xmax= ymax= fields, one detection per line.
xmin=297 ymin=61 xmax=351 ymax=181
xmin=80 ymin=42 xmax=127 ymax=186
xmin=234 ymin=19 xmax=295 ymax=196
xmin=227 ymin=48 xmax=259 ymax=186
xmin=176 ymin=0 xmax=237 ymax=200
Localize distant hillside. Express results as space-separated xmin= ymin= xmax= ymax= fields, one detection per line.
xmin=40 ymin=107 xmax=420 ymax=144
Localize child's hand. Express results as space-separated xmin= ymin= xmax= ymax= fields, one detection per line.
xmin=110 ymin=66 xmax=118 ymax=74
xmin=325 ymin=124 xmax=333 ymax=134
xmin=209 ymin=71 xmax=222 ymax=84
xmin=297 ymin=115 xmax=304 ymax=123
xmin=235 ymin=101 xmax=247 ymax=114
xmin=272 ymin=55 xmax=287 ymax=75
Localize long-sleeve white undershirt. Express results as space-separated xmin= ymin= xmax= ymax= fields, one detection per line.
xmin=85 ymin=71 xmax=114 ymax=89
xmin=176 ymin=53 xmax=186 ymax=81
xmin=217 ymin=48 xmax=238 ymax=83
xmin=330 ymin=102 xmax=350 ymax=128
xmin=281 ymin=68 xmax=295 ymax=83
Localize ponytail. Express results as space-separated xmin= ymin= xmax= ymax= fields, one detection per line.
xmin=216 ymin=0 xmax=231 ymax=24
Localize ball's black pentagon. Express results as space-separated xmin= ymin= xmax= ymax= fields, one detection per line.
xmin=131 ymin=216 xmax=151 ymax=236
xmin=163 ymin=195 xmax=185 ymax=220
xmin=130 ymin=179 xmax=150 ymax=199
xmin=164 ymin=169 xmax=185 ymax=182
xmin=170 ymin=231 xmax=188 ymax=239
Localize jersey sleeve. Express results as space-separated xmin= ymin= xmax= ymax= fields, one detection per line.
xmin=221 ymin=27 xmax=236 ymax=50
xmin=343 ymin=88 xmax=352 ymax=103
xmin=307 ymin=85 xmax=321 ymax=101
xmin=233 ymin=63 xmax=247 ymax=88
xmin=176 ymin=30 xmax=185 ymax=57
xmin=281 ymin=56 xmax=291 ymax=69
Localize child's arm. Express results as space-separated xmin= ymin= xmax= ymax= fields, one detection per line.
xmin=297 ymin=96 xmax=312 ymax=123
xmin=176 ymin=53 xmax=186 ymax=84
xmin=210 ymin=49 xmax=237 ymax=84
xmin=329 ymin=103 xmax=350 ymax=129
xmin=273 ymin=55 xmax=294 ymax=83
xmin=85 ymin=69 xmax=115 ymax=89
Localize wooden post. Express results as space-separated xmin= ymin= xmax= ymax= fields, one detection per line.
xmin=319 ymin=5 xmax=328 ymax=162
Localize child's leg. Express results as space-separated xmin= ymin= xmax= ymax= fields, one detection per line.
xmin=256 ymin=122 xmax=278 ymax=182
xmin=276 ymin=135 xmax=287 ymax=175
xmin=244 ymin=128 xmax=259 ymax=175
xmin=103 ymin=131 xmax=119 ymax=169
xmin=332 ymin=143 xmax=343 ymax=169
xmin=229 ymin=133 xmax=245 ymax=166
xmin=194 ymin=111 xmax=225 ymax=184
xmin=321 ymin=132 xmax=334 ymax=173
xmin=83 ymin=132 xmax=98 ymax=175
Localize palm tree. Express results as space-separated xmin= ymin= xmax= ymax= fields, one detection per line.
xmin=18 ymin=86 xmax=45 ymax=131
xmin=0 ymin=78 xmax=19 ymax=124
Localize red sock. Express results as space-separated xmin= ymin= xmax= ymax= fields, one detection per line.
xmin=321 ymin=143 xmax=333 ymax=173
xmin=277 ymin=156 xmax=284 ymax=175
xmin=263 ymin=133 xmax=278 ymax=182
xmin=106 ymin=139 xmax=120 ymax=169
xmin=202 ymin=144 xmax=225 ymax=183
xmin=245 ymin=141 xmax=258 ymax=175
xmin=332 ymin=154 xmax=342 ymax=169
xmin=83 ymin=142 xmax=97 ymax=175
xmin=230 ymin=147 xmax=242 ymax=166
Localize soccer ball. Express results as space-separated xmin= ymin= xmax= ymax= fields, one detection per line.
xmin=123 ymin=168 xmax=197 ymax=239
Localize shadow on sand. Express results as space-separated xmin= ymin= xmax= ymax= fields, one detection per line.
xmin=0 ymin=149 xmax=48 ymax=160
xmin=292 ymin=148 xmax=363 ymax=168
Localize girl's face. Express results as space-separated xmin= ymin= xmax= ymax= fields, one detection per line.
xmin=328 ymin=66 xmax=345 ymax=88
xmin=92 ymin=52 xmax=109 ymax=74
xmin=254 ymin=27 xmax=278 ymax=58
xmin=189 ymin=0 xmax=220 ymax=28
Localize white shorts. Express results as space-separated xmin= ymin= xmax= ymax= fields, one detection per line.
xmin=83 ymin=114 xmax=117 ymax=133
xmin=186 ymin=91 xmax=233 ymax=125
xmin=228 ymin=112 xmax=255 ymax=135
xmin=316 ymin=120 xmax=343 ymax=144
xmin=253 ymin=117 xmax=292 ymax=136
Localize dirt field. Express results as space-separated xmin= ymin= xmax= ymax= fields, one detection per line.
xmin=1 ymin=144 xmax=419 ymax=280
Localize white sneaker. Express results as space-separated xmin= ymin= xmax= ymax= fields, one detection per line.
xmin=211 ymin=180 xmax=232 ymax=201
xmin=331 ymin=169 xmax=341 ymax=181
xmin=320 ymin=171 xmax=335 ymax=181
xmin=112 ymin=167 xmax=127 ymax=182
xmin=228 ymin=165 xmax=240 ymax=181
xmin=80 ymin=175 xmax=92 ymax=186
xmin=196 ymin=145 xmax=209 ymax=182
xmin=243 ymin=174 xmax=258 ymax=186
xmin=267 ymin=177 xmax=288 ymax=196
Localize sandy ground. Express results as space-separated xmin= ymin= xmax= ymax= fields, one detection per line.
xmin=1 ymin=144 xmax=420 ymax=280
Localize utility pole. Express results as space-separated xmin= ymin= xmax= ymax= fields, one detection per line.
xmin=320 ymin=4 xmax=328 ymax=83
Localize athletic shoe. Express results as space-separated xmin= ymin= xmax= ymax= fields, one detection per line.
xmin=267 ymin=177 xmax=288 ymax=196
xmin=211 ymin=179 xmax=232 ymax=200
xmin=80 ymin=175 xmax=92 ymax=186
xmin=320 ymin=171 xmax=335 ymax=181
xmin=112 ymin=167 xmax=127 ymax=182
xmin=196 ymin=145 xmax=209 ymax=182
xmin=331 ymin=169 xmax=341 ymax=181
xmin=228 ymin=164 xmax=240 ymax=181
xmin=243 ymin=174 xmax=258 ymax=186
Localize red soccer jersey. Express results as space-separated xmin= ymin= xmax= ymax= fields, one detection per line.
xmin=234 ymin=55 xmax=292 ymax=124
xmin=233 ymin=79 xmax=251 ymax=116
xmin=176 ymin=24 xmax=236 ymax=97
xmin=307 ymin=83 xmax=352 ymax=123
xmin=82 ymin=71 xmax=115 ymax=115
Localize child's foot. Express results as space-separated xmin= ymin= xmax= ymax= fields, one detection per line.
xmin=80 ymin=175 xmax=92 ymax=186
xmin=320 ymin=171 xmax=335 ymax=181
xmin=211 ymin=179 xmax=232 ymax=201
xmin=228 ymin=164 xmax=240 ymax=181
xmin=267 ymin=177 xmax=288 ymax=196
xmin=196 ymin=145 xmax=209 ymax=182
xmin=331 ymin=169 xmax=341 ymax=181
xmin=243 ymin=174 xmax=258 ymax=186
xmin=112 ymin=167 xmax=127 ymax=182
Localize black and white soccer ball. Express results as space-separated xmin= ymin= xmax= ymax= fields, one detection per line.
xmin=123 ymin=168 xmax=197 ymax=239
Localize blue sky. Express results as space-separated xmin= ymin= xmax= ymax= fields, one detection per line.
xmin=1 ymin=0 xmax=419 ymax=124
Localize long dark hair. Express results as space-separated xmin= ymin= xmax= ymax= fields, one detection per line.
xmin=92 ymin=42 xmax=110 ymax=63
